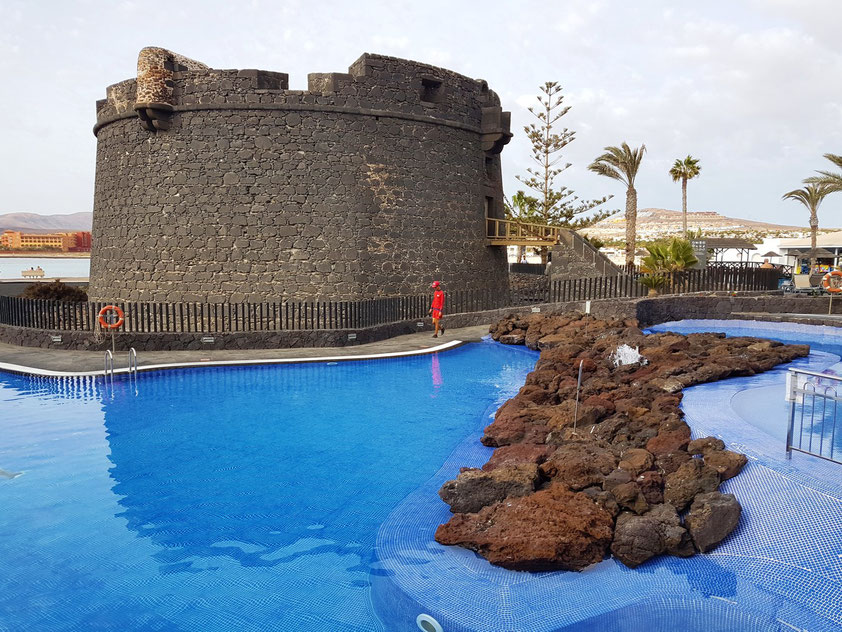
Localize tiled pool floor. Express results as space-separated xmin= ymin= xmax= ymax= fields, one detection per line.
xmin=373 ymin=322 xmax=842 ymax=632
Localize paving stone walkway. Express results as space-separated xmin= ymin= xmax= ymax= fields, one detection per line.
xmin=0 ymin=325 xmax=492 ymax=375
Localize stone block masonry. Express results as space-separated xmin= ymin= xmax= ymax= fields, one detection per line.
xmin=89 ymin=49 xmax=513 ymax=303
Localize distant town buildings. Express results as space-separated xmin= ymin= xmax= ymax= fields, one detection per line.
xmin=0 ymin=230 xmax=92 ymax=252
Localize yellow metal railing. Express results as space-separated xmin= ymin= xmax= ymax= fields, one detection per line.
xmin=486 ymin=216 xmax=561 ymax=245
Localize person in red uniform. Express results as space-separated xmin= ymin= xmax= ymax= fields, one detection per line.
xmin=428 ymin=281 xmax=445 ymax=338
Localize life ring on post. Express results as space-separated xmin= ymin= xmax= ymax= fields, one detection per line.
xmin=822 ymin=270 xmax=842 ymax=293
xmin=98 ymin=305 xmax=124 ymax=329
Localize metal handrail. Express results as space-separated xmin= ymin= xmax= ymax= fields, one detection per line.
xmin=104 ymin=349 xmax=114 ymax=391
xmin=128 ymin=347 xmax=138 ymax=373
xmin=786 ymin=368 xmax=840 ymax=463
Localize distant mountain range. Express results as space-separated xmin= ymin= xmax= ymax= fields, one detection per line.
xmin=582 ymin=208 xmax=832 ymax=242
xmin=0 ymin=212 xmax=93 ymax=233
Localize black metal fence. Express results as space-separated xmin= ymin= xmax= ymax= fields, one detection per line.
xmin=0 ymin=288 xmax=507 ymax=334
xmin=546 ymin=266 xmax=781 ymax=303
xmin=508 ymin=262 xmax=546 ymax=275
xmin=0 ymin=266 xmax=782 ymax=334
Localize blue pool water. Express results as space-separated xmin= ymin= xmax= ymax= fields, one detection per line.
xmin=2 ymin=323 xmax=841 ymax=631
xmin=373 ymin=322 xmax=842 ymax=632
xmin=0 ymin=343 xmax=538 ymax=631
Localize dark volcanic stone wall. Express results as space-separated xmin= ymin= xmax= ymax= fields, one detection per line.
xmin=89 ymin=52 xmax=511 ymax=302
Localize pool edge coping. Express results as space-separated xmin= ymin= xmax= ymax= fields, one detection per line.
xmin=0 ymin=339 xmax=467 ymax=377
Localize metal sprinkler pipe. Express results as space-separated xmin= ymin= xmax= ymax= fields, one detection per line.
xmin=573 ymin=359 xmax=584 ymax=433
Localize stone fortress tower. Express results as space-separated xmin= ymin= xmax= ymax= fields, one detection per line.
xmin=89 ymin=48 xmax=512 ymax=303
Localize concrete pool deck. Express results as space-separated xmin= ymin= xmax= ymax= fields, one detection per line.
xmin=0 ymin=324 xmax=493 ymax=376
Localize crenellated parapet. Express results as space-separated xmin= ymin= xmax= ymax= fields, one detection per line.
xmin=95 ymin=49 xmax=511 ymax=150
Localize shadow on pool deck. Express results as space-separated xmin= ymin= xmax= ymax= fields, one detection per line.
xmin=0 ymin=325 xmax=492 ymax=374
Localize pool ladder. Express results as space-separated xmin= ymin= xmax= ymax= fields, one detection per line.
xmin=103 ymin=348 xmax=138 ymax=390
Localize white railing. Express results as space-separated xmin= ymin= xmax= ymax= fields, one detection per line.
xmin=786 ymin=368 xmax=841 ymax=463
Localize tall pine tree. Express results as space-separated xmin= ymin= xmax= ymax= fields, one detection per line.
xmin=517 ymin=82 xmax=615 ymax=230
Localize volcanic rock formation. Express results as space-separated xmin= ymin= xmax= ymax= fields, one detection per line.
xmin=434 ymin=313 xmax=809 ymax=570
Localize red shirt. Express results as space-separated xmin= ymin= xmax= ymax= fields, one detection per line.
xmin=431 ymin=289 xmax=444 ymax=310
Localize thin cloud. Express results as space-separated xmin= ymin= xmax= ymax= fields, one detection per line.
xmin=0 ymin=0 xmax=840 ymax=224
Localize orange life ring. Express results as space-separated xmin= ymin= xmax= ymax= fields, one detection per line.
xmin=821 ymin=270 xmax=842 ymax=293
xmin=98 ymin=305 xmax=124 ymax=329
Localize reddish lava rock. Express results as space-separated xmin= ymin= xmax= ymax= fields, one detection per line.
xmin=435 ymin=484 xmax=614 ymax=572
xmin=646 ymin=428 xmax=691 ymax=455
xmin=539 ymin=442 xmax=618 ymax=491
xmin=434 ymin=313 xmax=810 ymax=571
xmin=482 ymin=443 xmax=554 ymax=472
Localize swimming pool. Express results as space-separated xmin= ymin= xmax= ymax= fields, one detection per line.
xmin=1 ymin=322 xmax=840 ymax=631
xmin=374 ymin=321 xmax=842 ymax=632
xmin=0 ymin=343 xmax=538 ymax=631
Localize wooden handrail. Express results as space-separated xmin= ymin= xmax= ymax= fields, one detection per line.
xmin=486 ymin=216 xmax=561 ymax=244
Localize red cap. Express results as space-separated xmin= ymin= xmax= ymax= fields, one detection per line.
xmin=431 ymin=281 xmax=440 ymax=288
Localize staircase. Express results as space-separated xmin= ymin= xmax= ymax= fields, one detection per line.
xmin=555 ymin=229 xmax=623 ymax=277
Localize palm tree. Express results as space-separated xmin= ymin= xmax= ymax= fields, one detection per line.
xmin=588 ymin=142 xmax=646 ymax=268
xmin=782 ymin=183 xmax=834 ymax=267
xmin=640 ymin=238 xmax=699 ymax=274
xmin=639 ymin=237 xmax=699 ymax=295
xmin=669 ymin=155 xmax=701 ymax=235
xmin=806 ymin=153 xmax=842 ymax=190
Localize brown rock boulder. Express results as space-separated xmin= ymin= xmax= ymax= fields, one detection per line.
xmin=438 ymin=464 xmax=540 ymax=514
xmin=498 ymin=332 xmax=526 ymax=345
xmin=636 ymin=470 xmax=665 ymax=505
xmin=581 ymin=486 xmax=620 ymax=517
xmin=618 ymin=448 xmax=655 ymax=475
xmin=655 ymin=450 xmax=692 ymax=475
xmin=664 ymin=459 xmax=721 ymax=511
xmin=648 ymin=503 xmax=695 ymax=558
xmin=703 ymin=449 xmax=748 ymax=480
xmin=591 ymin=414 xmax=656 ymax=450
xmin=685 ymin=491 xmax=741 ymax=552
xmin=435 ymin=484 xmax=614 ymax=571
xmin=482 ymin=400 xmax=551 ymax=447
xmin=610 ymin=503 xmax=693 ymax=568
xmin=482 ymin=443 xmax=554 ymax=472
xmin=584 ymin=395 xmax=616 ymax=413
xmin=602 ymin=468 xmax=633 ymax=492
xmin=687 ymin=436 xmax=726 ymax=455
xmin=573 ymin=357 xmax=598 ymax=372
xmin=545 ymin=400 xmax=610 ymax=436
xmin=611 ymin=482 xmax=649 ymax=514
xmin=646 ymin=428 xmax=691 ymax=455
xmin=540 ymin=442 xmax=618 ymax=490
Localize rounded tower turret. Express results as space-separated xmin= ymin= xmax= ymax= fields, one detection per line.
xmin=89 ymin=49 xmax=512 ymax=302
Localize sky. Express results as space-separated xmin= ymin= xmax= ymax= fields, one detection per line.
xmin=2 ymin=0 xmax=842 ymax=228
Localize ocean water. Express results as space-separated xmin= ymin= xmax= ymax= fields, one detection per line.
xmin=0 ymin=256 xmax=90 ymax=279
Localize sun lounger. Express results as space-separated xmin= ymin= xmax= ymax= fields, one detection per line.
xmin=787 ymin=274 xmax=823 ymax=295
xmin=21 ymin=268 xmax=45 ymax=278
